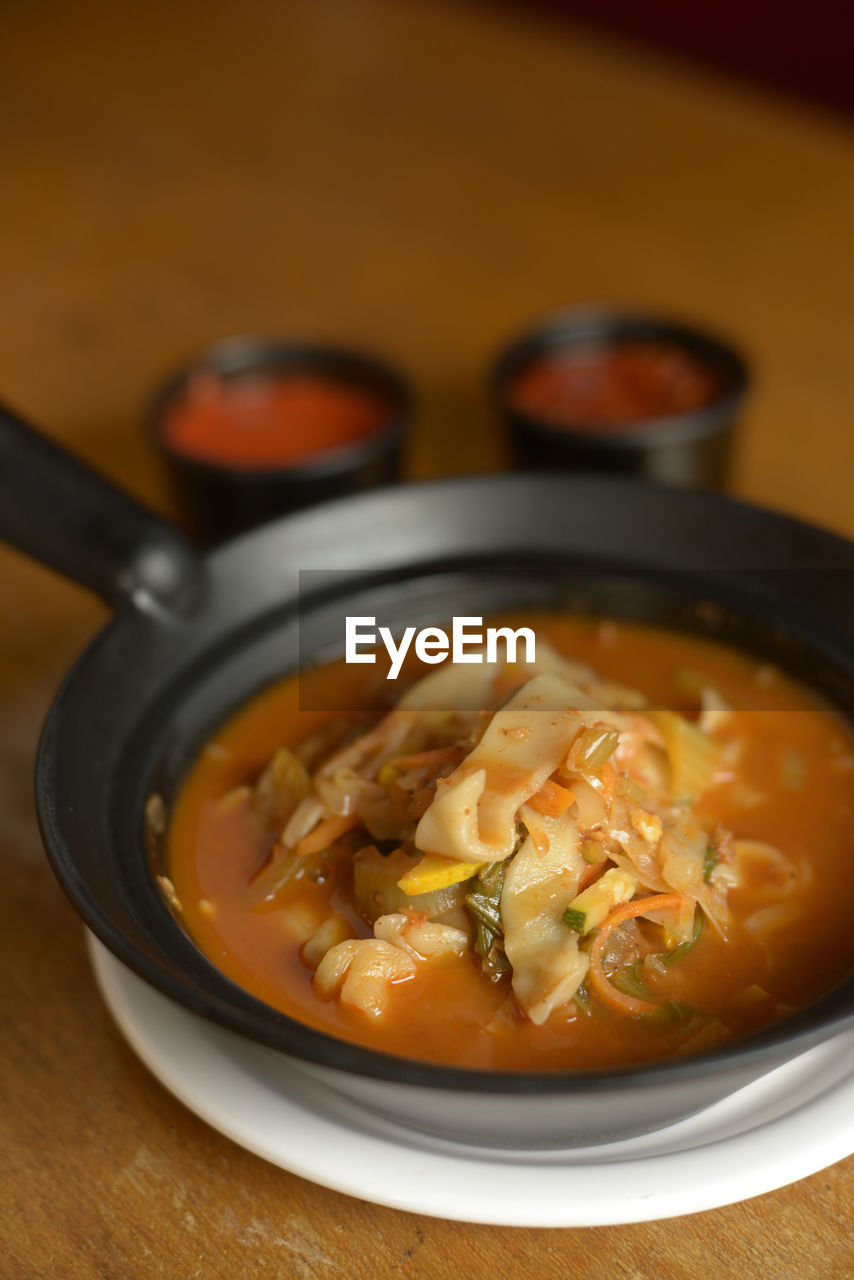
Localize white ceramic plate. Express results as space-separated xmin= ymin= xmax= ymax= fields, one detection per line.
xmin=89 ymin=933 xmax=854 ymax=1226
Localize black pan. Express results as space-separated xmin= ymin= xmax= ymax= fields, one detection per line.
xmin=4 ymin=400 xmax=854 ymax=1149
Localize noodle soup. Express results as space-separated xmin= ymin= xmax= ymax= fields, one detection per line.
xmin=163 ymin=615 xmax=854 ymax=1071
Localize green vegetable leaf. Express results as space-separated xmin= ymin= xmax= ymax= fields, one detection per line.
xmin=661 ymin=910 xmax=704 ymax=964
xmin=466 ymin=861 xmax=509 ymax=981
xmin=465 ymin=890 xmax=502 ymax=935
xmin=612 ymin=961 xmax=652 ymax=1001
xmin=562 ymin=906 xmax=587 ymax=934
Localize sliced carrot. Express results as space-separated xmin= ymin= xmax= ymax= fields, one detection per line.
xmin=588 ymin=893 xmax=691 ymax=1017
xmin=295 ymin=813 xmax=359 ymax=858
xmin=599 ymin=760 xmax=617 ymax=800
xmin=527 ymin=778 xmax=576 ymax=817
xmin=577 ymin=859 xmax=609 ymax=893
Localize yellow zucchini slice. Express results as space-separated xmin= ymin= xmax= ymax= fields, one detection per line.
xmin=398 ymin=854 xmax=483 ymax=895
xmin=562 ymin=867 xmax=638 ymax=935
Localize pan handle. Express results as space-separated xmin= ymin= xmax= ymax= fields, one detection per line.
xmin=0 ymin=401 xmax=205 ymax=614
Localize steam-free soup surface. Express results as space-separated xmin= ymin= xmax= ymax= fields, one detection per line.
xmin=165 ymin=616 xmax=854 ymax=1070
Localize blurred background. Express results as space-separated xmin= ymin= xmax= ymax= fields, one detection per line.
xmin=510 ymin=0 xmax=854 ymax=116
xmin=1 ymin=0 xmax=853 ymax=536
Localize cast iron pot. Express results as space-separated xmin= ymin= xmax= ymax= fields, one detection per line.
xmin=3 ymin=400 xmax=854 ymax=1150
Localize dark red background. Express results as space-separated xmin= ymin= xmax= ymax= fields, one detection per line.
xmin=512 ymin=0 xmax=854 ymax=116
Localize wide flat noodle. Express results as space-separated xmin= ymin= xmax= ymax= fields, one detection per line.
xmin=398 ymin=650 xmax=502 ymax=711
xmin=398 ymin=640 xmax=595 ymax=712
xmin=501 ymin=807 xmax=588 ymax=1024
xmin=414 ymin=672 xmax=599 ymax=863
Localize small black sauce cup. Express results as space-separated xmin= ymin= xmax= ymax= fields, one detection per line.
xmin=492 ymin=308 xmax=750 ymax=488
xmin=148 ymin=335 xmax=413 ymax=543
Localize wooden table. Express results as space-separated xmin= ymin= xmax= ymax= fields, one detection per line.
xmin=3 ymin=1 xmax=854 ymax=1274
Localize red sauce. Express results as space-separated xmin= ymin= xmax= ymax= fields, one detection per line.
xmin=161 ymin=370 xmax=392 ymax=469
xmin=507 ymin=341 xmax=722 ymax=433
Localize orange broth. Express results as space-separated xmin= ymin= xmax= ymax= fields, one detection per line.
xmin=166 ymin=616 xmax=854 ymax=1070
